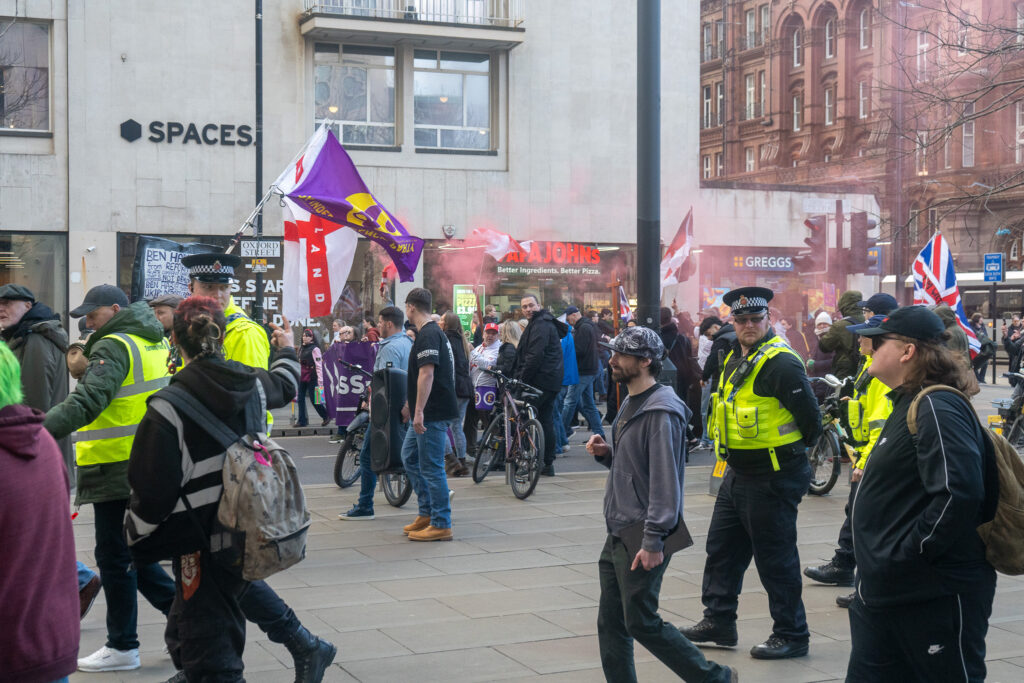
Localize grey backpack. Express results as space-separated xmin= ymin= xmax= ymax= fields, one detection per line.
xmin=156 ymin=384 xmax=310 ymax=581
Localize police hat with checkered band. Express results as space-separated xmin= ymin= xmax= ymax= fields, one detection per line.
xmin=180 ymin=252 xmax=242 ymax=284
xmin=723 ymin=286 xmax=774 ymax=316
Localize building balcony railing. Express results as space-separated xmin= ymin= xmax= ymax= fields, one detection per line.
xmin=701 ymin=112 xmax=725 ymax=129
xmin=302 ymin=0 xmax=525 ymax=29
xmin=740 ymin=102 xmax=763 ymax=121
xmin=701 ymin=43 xmax=722 ymax=63
xmin=739 ymin=32 xmax=764 ymax=51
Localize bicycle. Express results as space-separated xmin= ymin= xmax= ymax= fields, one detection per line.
xmin=472 ymin=368 xmax=545 ymax=499
xmin=331 ymin=359 xmax=412 ymax=507
xmin=989 ymin=372 xmax=1024 ymax=453
xmin=807 ymin=374 xmax=852 ymax=496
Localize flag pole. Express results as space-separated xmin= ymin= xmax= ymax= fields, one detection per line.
xmin=224 ymin=186 xmax=279 ymax=256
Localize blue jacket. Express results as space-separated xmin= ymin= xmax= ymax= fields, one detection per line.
xmin=562 ymin=329 xmax=579 ymax=386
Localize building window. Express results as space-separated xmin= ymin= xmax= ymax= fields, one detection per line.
xmin=717 ymin=82 xmax=725 ymax=125
xmin=859 ymin=81 xmax=869 ymax=119
xmin=928 ymin=208 xmax=939 ymax=233
xmin=702 ymin=86 xmax=712 ymax=128
xmin=963 ymin=101 xmax=975 ymax=167
xmin=0 ymin=21 xmax=50 ymax=132
xmin=1018 ymin=6 xmax=1024 ymax=45
xmin=824 ymin=152 xmax=831 ymax=162
xmin=413 ymin=50 xmax=491 ymax=150
xmin=825 ymin=87 xmax=834 ymax=125
xmin=944 ymin=132 xmax=952 ymax=169
xmin=909 ymin=209 xmax=921 ymax=244
xmin=915 ymin=131 xmax=927 ymax=175
xmin=759 ymin=70 xmax=767 ymax=117
xmin=916 ymin=31 xmax=929 ymax=81
xmin=957 ymin=27 xmax=968 ymax=55
xmin=792 ymin=28 xmax=803 ymax=67
xmin=716 ymin=153 xmax=724 ymax=176
xmin=1016 ymin=100 xmax=1024 ymax=164
xmin=825 ymin=18 xmax=836 ymax=58
xmin=745 ymin=74 xmax=756 ymax=119
xmin=1012 ymin=239 xmax=1020 ymax=260
xmin=746 ymin=9 xmax=757 ymax=48
xmin=760 ymin=4 xmax=770 ymax=42
xmin=745 ymin=147 xmax=755 ymax=172
xmin=703 ymin=155 xmax=711 ymax=179
xmin=315 ymin=43 xmax=396 ymax=146
xmin=859 ymin=8 xmax=871 ymax=49
xmin=703 ymin=24 xmax=713 ymax=60
xmin=792 ymin=93 xmax=802 ymax=131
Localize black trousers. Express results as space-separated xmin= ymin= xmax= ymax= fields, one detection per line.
xmin=846 ymin=586 xmax=995 ymax=682
xmin=700 ymin=458 xmax=812 ymax=640
xmin=532 ymin=389 xmax=560 ymax=467
xmin=833 ymin=479 xmax=858 ymax=568
xmin=166 ymin=550 xmax=248 ymax=682
xmin=598 ymin=535 xmax=731 ymax=683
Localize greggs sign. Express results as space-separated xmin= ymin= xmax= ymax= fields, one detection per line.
xmin=501 ymin=241 xmax=601 ymax=265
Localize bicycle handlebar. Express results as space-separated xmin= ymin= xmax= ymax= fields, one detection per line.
xmin=481 ymin=367 xmax=543 ymax=397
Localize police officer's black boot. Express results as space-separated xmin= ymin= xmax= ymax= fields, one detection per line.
xmin=284 ymin=626 xmax=337 ymax=683
xmin=679 ymin=618 xmax=738 ymax=646
xmin=803 ymin=558 xmax=854 ymax=586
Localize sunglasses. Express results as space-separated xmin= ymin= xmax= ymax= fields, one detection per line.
xmin=871 ymin=334 xmax=901 ymax=350
xmin=733 ymin=314 xmax=766 ymax=326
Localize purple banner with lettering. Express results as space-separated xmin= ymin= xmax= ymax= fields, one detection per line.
xmin=322 ymin=341 xmax=377 ymax=427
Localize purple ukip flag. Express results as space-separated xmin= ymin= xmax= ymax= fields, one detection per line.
xmin=322 ymin=341 xmax=378 ymax=427
xmin=274 ymin=125 xmax=423 ymax=282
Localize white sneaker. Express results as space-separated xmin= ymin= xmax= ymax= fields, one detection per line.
xmin=78 ymin=645 xmax=141 ymax=672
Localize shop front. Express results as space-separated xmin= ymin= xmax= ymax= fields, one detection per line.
xmin=421 ymin=238 xmax=638 ymax=319
xmin=0 ymin=231 xmax=68 ymax=321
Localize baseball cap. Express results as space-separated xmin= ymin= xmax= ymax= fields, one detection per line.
xmin=850 ymin=306 xmax=945 ymax=342
xmin=599 ymin=325 xmax=665 ymax=360
xmin=148 ymin=294 xmax=183 ymax=309
xmin=70 ymin=284 xmax=129 ymax=318
xmin=0 ymin=283 xmax=35 ymax=302
xmin=564 ymin=305 xmax=580 ymax=315
xmin=847 ymin=314 xmax=887 ymax=335
xmin=856 ymin=293 xmax=899 ymax=315
xmin=484 ymin=322 xmax=499 ymax=332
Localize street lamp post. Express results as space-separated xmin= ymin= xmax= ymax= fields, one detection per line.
xmin=636 ymin=0 xmax=661 ymax=331
xmin=253 ymin=0 xmax=265 ymax=323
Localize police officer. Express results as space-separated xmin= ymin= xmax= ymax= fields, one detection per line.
xmin=179 ymin=252 xmax=337 ymax=682
xmin=44 ymin=284 xmax=176 ymax=672
xmin=681 ymin=286 xmax=821 ymax=660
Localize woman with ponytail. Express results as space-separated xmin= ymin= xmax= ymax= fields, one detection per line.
xmin=124 ymin=296 xmax=311 ymax=682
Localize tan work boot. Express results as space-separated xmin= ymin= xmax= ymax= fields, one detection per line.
xmin=408 ymin=525 xmax=453 ymax=542
xmin=402 ymin=515 xmax=431 ymax=535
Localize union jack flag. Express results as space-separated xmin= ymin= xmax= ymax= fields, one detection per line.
xmin=912 ymin=232 xmax=980 ymax=358
xmin=618 ymin=285 xmax=633 ymax=323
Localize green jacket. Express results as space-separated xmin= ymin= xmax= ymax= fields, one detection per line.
xmin=818 ymin=290 xmax=864 ymax=380
xmin=44 ymin=301 xmax=166 ymax=504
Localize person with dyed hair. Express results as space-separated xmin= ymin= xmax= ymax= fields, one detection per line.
xmin=0 ymin=341 xmax=81 ymax=682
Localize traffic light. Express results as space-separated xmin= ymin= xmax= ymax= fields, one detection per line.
xmin=794 ymin=215 xmax=827 ymax=272
xmin=865 ymin=236 xmax=881 ymax=274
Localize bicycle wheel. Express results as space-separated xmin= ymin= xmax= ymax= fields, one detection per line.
xmin=473 ymin=417 xmax=504 ymax=483
xmin=333 ymin=426 xmax=364 ymax=488
xmin=808 ymin=428 xmax=841 ymax=496
xmin=1008 ymin=418 xmax=1024 ymax=454
xmin=382 ymin=471 xmax=412 ymax=507
xmin=510 ymin=418 xmax=544 ymax=500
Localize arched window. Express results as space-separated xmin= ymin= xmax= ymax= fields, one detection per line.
xmin=825 ymin=18 xmax=836 ymax=58
xmin=859 ymin=8 xmax=871 ymax=49
xmin=792 ymin=92 xmax=803 ymax=130
xmin=793 ymin=28 xmax=803 ymax=67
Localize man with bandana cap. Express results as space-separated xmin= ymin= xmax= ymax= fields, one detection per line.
xmin=176 ymin=252 xmax=337 ymax=682
xmin=682 ymin=286 xmax=821 ymax=660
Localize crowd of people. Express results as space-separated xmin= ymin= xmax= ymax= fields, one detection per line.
xmin=0 ymin=264 xmax=1006 ymax=682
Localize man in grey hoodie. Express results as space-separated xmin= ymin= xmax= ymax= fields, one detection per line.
xmin=587 ymin=326 xmax=735 ymax=683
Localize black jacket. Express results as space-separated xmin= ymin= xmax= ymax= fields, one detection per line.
xmin=514 ymin=310 xmax=568 ymax=392
xmin=125 ymin=348 xmax=300 ymax=565
xmin=851 ymin=389 xmax=997 ymax=607
xmin=572 ymin=318 xmax=600 ymax=375
xmin=496 ymin=342 xmax=517 ymax=377
xmin=660 ymin=323 xmax=697 ymax=392
xmin=445 ymin=329 xmax=474 ymax=399
xmin=701 ymin=323 xmax=737 ymax=390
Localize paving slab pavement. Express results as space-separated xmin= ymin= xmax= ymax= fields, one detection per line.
xmin=71 ymin=466 xmax=1024 ymax=682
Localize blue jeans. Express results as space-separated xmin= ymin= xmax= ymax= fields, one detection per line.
xmin=554 ymin=386 xmax=569 ymax=450
xmin=562 ymin=374 xmax=606 ymax=438
xmin=77 ymin=560 xmax=97 ymax=590
xmin=445 ymin=398 xmax=470 ymax=460
xmin=93 ymin=499 xmax=175 ymax=650
xmin=699 ymin=383 xmax=713 ymax=445
xmin=400 ymin=420 xmax=452 ymax=529
xmin=238 ymin=580 xmax=300 ymax=643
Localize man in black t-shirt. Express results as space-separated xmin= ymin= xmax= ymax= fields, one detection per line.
xmin=399 ymin=287 xmax=457 ymax=542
